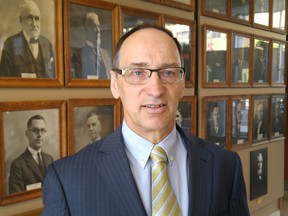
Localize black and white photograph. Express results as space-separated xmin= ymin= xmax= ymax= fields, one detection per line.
xmin=231 ymin=33 xmax=250 ymax=84
xmin=271 ymin=94 xmax=286 ymax=139
xmin=253 ymin=38 xmax=269 ymax=84
xmin=204 ymin=0 xmax=227 ymax=16
xmin=205 ymin=99 xmax=227 ymax=147
xmin=252 ymin=96 xmax=269 ymax=143
xmin=250 ymin=148 xmax=268 ymax=200
xmin=0 ymin=100 xmax=66 ymax=205
xmin=0 ymin=0 xmax=63 ymax=87
xmin=177 ymin=96 xmax=196 ymax=134
xmin=68 ymin=98 xmax=121 ymax=154
xmin=231 ymin=97 xmax=250 ymax=146
xmin=231 ymin=0 xmax=250 ymax=22
xmin=205 ymin=27 xmax=228 ymax=85
xmin=272 ymin=41 xmax=286 ymax=85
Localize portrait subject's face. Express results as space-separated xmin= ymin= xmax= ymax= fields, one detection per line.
xmin=110 ymin=28 xmax=185 ymax=141
xmin=85 ymin=13 xmax=101 ymax=45
xmin=87 ymin=115 xmax=101 ymax=142
xmin=25 ymin=119 xmax=46 ymax=151
xmin=257 ymin=153 xmax=263 ymax=176
xmin=212 ymin=106 xmax=220 ymax=126
xmin=236 ymin=103 xmax=242 ymax=124
xmin=20 ymin=4 xmax=41 ymax=39
xmin=256 ymin=103 xmax=264 ymax=121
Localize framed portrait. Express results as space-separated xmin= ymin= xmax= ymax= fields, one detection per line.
xmin=203 ymin=96 xmax=228 ymax=148
xmin=270 ymin=94 xmax=286 ymax=139
xmin=64 ymin=0 xmax=117 ymax=87
xmin=231 ymin=0 xmax=251 ymax=24
xmin=202 ymin=0 xmax=229 ymax=20
xmin=252 ymin=95 xmax=269 ymax=144
xmin=231 ymin=32 xmax=251 ymax=86
xmin=271 ymin=40 xmax=286 ymax=86
xmin=177 ymin=96 xmax=197 ymax=135
xmin=272 ymin=0 xmax=286 ymax=33
xmin=250 ymin=148 xmax=268 ymax=200
xmin=0 ymin=0 xmax=63 ymax=87
xmin=253 ymin=0 xmax=270 ymax=29
xmin=253 ymin=37 xmax=270 ymax=86
xmin=0 ymin=100 xmax=66 ymax=205
xmin=203 ymin=25 xmax=230 ymax=87
xmin=68 ymin=98 xmax=121 ymax=155
xmin=164 ymin=16 xmax=196 ymax=87
xmin=120 ymin=6 xmax=161 ymax=36
xmin=230 ymin=96 xmax=251 ymax=148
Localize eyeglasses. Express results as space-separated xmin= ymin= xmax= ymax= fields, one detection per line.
xmin=28 ymin=128 xmax=47 ymax=134
xmin=113 ymin=67 xmax=185 ymax=85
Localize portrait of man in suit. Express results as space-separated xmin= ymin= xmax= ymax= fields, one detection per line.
xmin=252 ymin=99 xmax=268 ymax=141
xmin=70 ymin=10 xmax=112 ymax=79
xmin=8 ymin=115 xmax=53 ymax=194
xmin=250 ymin=148 xmax=267 ymax=200
xmin=0 ymin=0 xmax=55 ymax=78
xmin=253 ymin=44 xmax=268 ymax=83
xmin=232 ymin=47 xmax=249 ymax=83
xmin=207 ymin=102 xmax=226 ymax=147
xmin=271 ymin=97 xmax=285 ymax=137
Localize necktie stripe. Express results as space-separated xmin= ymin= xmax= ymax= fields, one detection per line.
xmin=150 ymin=145 xmax=181 ymax=216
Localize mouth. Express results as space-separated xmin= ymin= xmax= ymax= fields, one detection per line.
xmin=143 ymin=104 xmax=166 ymax=108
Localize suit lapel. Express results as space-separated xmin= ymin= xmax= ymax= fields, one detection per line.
xmin=94 ymin=128 xmax=146 ymax=215
xmin=177 ymin=127 xmax=213 ymax=216
xmin=23 ymin=149 xmax=44 ymax=181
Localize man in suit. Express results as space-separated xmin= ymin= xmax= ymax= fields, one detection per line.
xmin=253 ymin=102 xmax=267 ymax=140
xmin=9 ymin=115 xmax=53 ymax=194
xmin=0 ymin=0 xmax=55 ymax=78
xmin=232 ymin=48 xmax=249 ymax=83
xmin=70 ymin=12 xmax=112 ymax=79
xmin=42 ymin=24 xmax=249 ymax=215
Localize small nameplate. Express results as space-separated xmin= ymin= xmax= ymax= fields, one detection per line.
xmin=26 ymin=182 xmax=42 ymax=191
xmin=257 ymin=133 xmax=263 ymax=140
xmin=22 ymin=73 xmax=37 ymax=78
xmin=87 ymin=75 xmax=99 ymax=79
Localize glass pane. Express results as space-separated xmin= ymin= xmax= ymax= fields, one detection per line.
xmin=254 ymin=0 xmax=269 ymax=26
xmin=165 ymin=22 xmax=192 ymax=80
xmin=123 ymin=15 xmax=156 ymax=34
xmin=232 ymin=34 xmax=250 ymax=83
xmin=272 ymin=42 xmax=285 ymax=84
xmin=231 ymin=0 xmax=250 ymax=21
xmin=253 ymin=39 xmax=269 ymax=83
xmin=273 ymin=0 xmax=286 ymax=30
xmin=205 ymin=0 xmax=227 ymax=15
xmin=206 ymin=30 xmax=227 ymax=82
xmin=271 ymin=95 xmax=285 ymax=137
xmin=253 ymin=98 xmax=268 ymax=142
xmin=232 ymin=99 xmax=249 ymax=145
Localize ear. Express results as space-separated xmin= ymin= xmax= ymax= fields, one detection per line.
xmin=110 ymin=70 xmax=120 ymax=99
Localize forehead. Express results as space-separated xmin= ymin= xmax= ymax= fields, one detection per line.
xmin=30 ymin=119 xmax=45 ymax=127
xmin=87 ymin=115 xmax=100 ymax=123
xmin=119 ymin=28 xmax=180 ymax=66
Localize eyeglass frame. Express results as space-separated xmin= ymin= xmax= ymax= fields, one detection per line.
xmin=27 ymin=128 xmax=47 ymax=135
xmin=112 ymin=67 xmax=185 ymax=84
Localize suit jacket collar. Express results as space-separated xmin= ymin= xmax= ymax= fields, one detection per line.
xmin=95 ymin=124 xmax=214 ymax=215
xmin=23 ymin=148 xmax=45 ymax=181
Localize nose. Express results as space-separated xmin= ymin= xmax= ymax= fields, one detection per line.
xmin=145 ymin=72 xmax=165 ymax=97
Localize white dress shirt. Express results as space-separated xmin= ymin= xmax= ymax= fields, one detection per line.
xmin=122 ymin=120 xmax=189 ymax=215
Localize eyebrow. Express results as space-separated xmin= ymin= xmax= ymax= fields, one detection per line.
xmin=127 ymin=62 xmax=180 ymax=68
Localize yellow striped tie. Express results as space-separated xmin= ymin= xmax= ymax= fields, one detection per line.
xmin=150 ymin=145 xmax=181 ymax=216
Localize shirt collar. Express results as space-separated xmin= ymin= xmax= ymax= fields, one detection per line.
xmin=23 ymin=30 xmax=38 ymax=44
xmin=122 ymin=120 xmax=178 ymax=169
xmin=28 ymin=146 xmax=41 ymax=157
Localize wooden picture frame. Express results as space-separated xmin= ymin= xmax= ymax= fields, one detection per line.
xmin=120 ymin=6 xmax=161 ymax=36
xmin=252 ymin=95 xmax=269 ymax=144
xmin=231 ymin=31 xmax=252 ymax=87
xmin=0 ymin=0 xmax=64 ymax=87
xmin=203 ymin=25 xmax=230 ymax=87
xmin=164 ymin=16 xmax=196 ymax=87
xmin=202 ymin=0 xmax=229 ymax=20
xmin=0 ymin=100 xmax=66 ymax=205
xmin=67 ymin=98 xmax=121 ymax=155
xmin=231 ymin=0 xmax=251 ymax=25
xmin=252 ymin=36 xmax=270 ymax=86
xmin=270 ymin=94 xmax=286 ymax=140
xmin=250 ymin=148 xmax=268 ymax=200
xmin=272 ymin=0 xmax=286 ymax=33
xmin=271 ymin=40 xmax=286 ymax=86
xmin=230 ymin=95 xmax=251 ymax=149
xmin=202 ymin=96 xmax=228 ymax=148
xmin=64 ymin=0 xmax=117 ymax=87
xmin=178 ymin=96 xmax=197 ymax=135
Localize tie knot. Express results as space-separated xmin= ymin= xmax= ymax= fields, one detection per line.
xmin=150 ymin=145 xmax=167 ymax=163
xmin=30 ymin=38 xmax=39 ymax=44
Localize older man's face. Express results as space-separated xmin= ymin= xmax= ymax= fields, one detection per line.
xmin=20 ymin=5 xmax=41 ymax=39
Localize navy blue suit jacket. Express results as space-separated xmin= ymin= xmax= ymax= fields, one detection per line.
xmin=42 ymin=125 xmax=249 ymax=215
